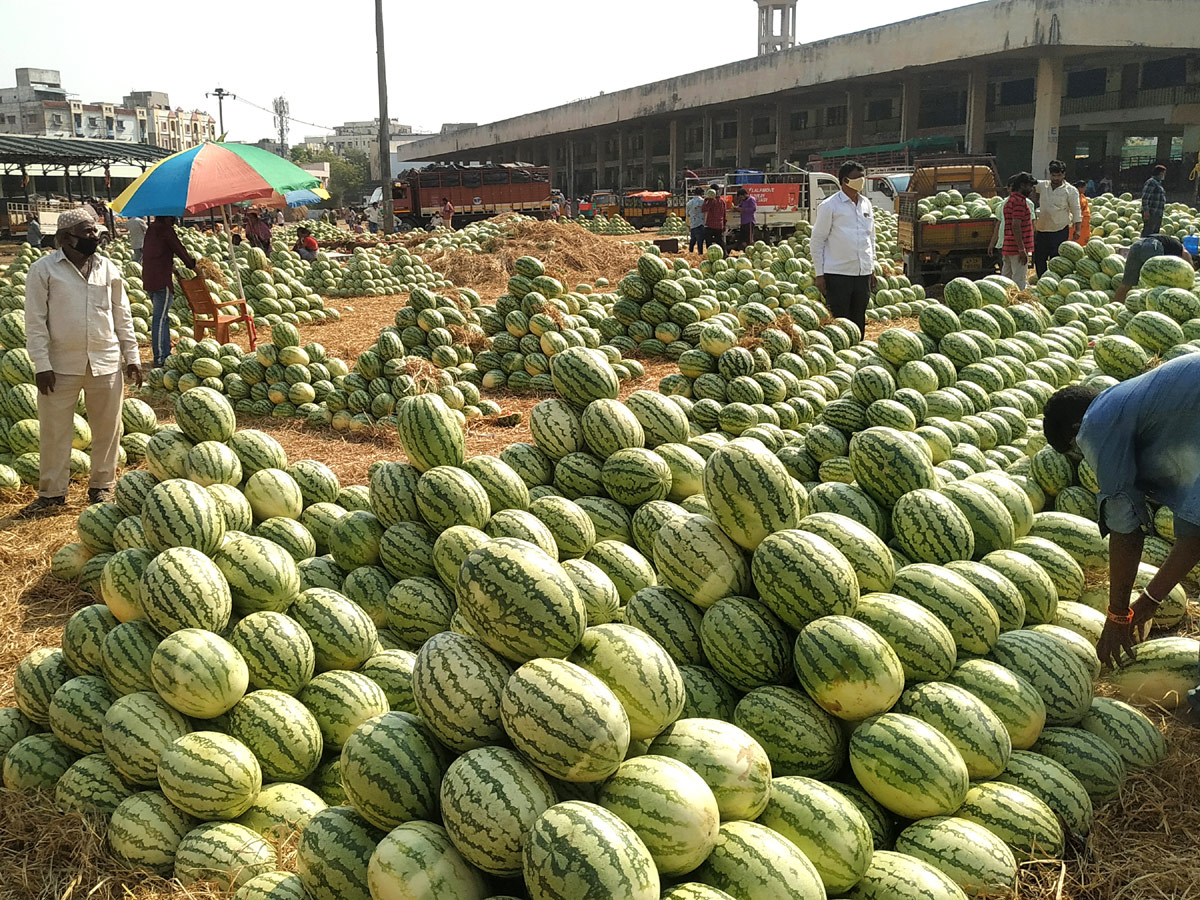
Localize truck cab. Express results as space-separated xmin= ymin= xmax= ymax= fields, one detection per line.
xmin=864 ymin=171 xmax=912 ymax=213
xmin=720 ymin=169 xmax=842 ymax=240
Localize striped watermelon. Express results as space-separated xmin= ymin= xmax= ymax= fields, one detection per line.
xmin=359 ymin=649 xmax=417 ymax=713
xmin=2 ymin=733 xmax=77 ymax=792
xmin=570 ymin=623 xmax=685 ymax=741
xmin=758 ymin=775 xmax=874 ymax=894
xmin=369 ymin=461 xmax=422 ymax=526
xmin=139 ymin=546 xmax=232 ymax=635
xmin=653 ymin=513 xmax=750 ymax=610
xmin=297 ymin=805 xmax=382 ymax=900
xmin=989 ymin=629 xmax=1092 ymax=726
xmin=150 ymin=628 xmax=248 ymax=719
xmin=297 ymin=670 xmax=390 ymax=749
xmin=1108 ymin=636 xmax=1200 ymax=708
xmin=229 ymin=610 xmax=316 ymax=694
xmin=340 ymin=710 xmax=445 ymax=830
xmin=601 ymin=447 xmax=672 ymax=506
xmin=455 ymin=538 xmax=586 ymax=663
xmin=227 ymin=429 xmax=288 ymax=478
xmin=501 ymin=658 xmax=630 ymax=783
xmin=794 ymin=615 xmax=904 ymax=720
xmin=384 ymin=576 xmax=456 ymax=647
xmin=996 ymin=749 xmax=1094 ymax=837
xmin=367 ymin=820 xmax=487 ymax=900
xmin=530 ymin=398 xmax=586 ymax=459
xmin=235 ymin=781 xmax=326 ymax=839
xmin=523 ymin=801 xmax=658 ymax=900
xmin=845 ymin=849 xmax=968 ymax=900
xmin=529 ymin=495 xmax=597 ymax=559
xmin=939 ymin=480 xmax=1016 ymax=558
xmin=701 ymin=595 xmax=792 ymax=692
xmin=214 ymin=533 xmax=301 ymax=616
xmin=0 ymin=708 xmax=39 ymax=761
xmin=751 ymin=529 xmax=860 ymax=628
xmin=550 ymin=347 xmax=621 ymax=406
xmin=378 ymin=521 xmax=438 ymax=581
xmin=396 ymin=394 xmax=465 ymax=472
xmin=13 ymin=648 xmax=72 ymax=726
xmin=1011 ymin=535 xmax=1085 ymax=603
xmin=56 ymin=753 xmax=135 ymax=815
xmin=440 ymin=745 xmax=557 ymax=877
xmin=848 ymin=426 xmax=938 ymax=508
xmin=209 ymin=483 xmax=254 ymax=532
xmin=101 ymin=690 xmax=190 ymax=785
xmin=624 ymin=585 xmax=707 ymax=666
xmin=980 ymin=549 xmax=1059 ymax=625
xmin=648 ymin=718 xmax=772 ymax=821
xmin=173 ymin=386 xmax=235 ymax=443
xmin=174 ymin=822 xmax=275 ymax=890
xmin=141 ymin=478 xmax=226 ymax=555
xmin=1028 ymin=511 xmax=1108 ymax=571
xmin=799 ymin=512 xmax=895 ymax=593
xmin=892 ymin=564 xmax=999 ymax=655
xmin=412 ymin=631 xmax=510 ymax=752
xmin=233 ymin=872 xmax=307 ymax=900
xmin=943 ymin=560 xmax=1026 ymax=633
xmin=892 ymin=489 xmax=975 ymax=565
xmin=245 ymin=468 xmax=305 ymax=522
xmin=185 ymin=440 xmax=243 ymax=487
xmin=227 ymin=689 xmax=323 ymax=782
xmin=955 ymin=781 xmax=1064 ymax=860
xmin=967 ymin=471 xmax=1035 ymax=537
xmin=289 ymin=586 xmax=378 ymax=672
xmin=853 ymin=591 xmax=957 ymax=682
xmin=733 ymin=685 xmax=845 ymax=779
xmin=693 ymin=820 xmax=825 ymax=900
xmin=1032 ymin=726 xmax=1127 ymax=803
xmin=895 ymin=816 xmax=1018 ymax=898
xmin=894 ymin=682 xmax=1012 ymax=779
xmin=327 ymin=510 xmax=386 ymax=569
xmin=78 ymin=502 xmax=124 ymax=553
xmin=416 ymin=465 xmax=491 ymax=531
xmin=597 ymin=754 xmax=720 ymax=876
xmin=628 ymin=389 xmax=691 ymax=448
xmin=849 ymin=712 xmax=970 ymax=818
xmin=561 ymin=558 xmax=621 ymax=625
xmin=108 ymin=790 xmax=198 ymax=874
xmin=947 ymin=659 xmax=1046 ymax=750
xmin=145 ymin=429 xmax=195 ymax=481
xmin=581 ymin=398 xmax=646 ymax=459
xmin=678 ymin=666 xmax=739 ymax=720
xmin=61 ymin=604 xmax=118 ymax=677
xmin=702 ymin=437 xmax=801 ymax=551
xmin=485 ymin=508 xmax=559 ymax=557
xmin=157 ymin=731 xmax=262 ymax=820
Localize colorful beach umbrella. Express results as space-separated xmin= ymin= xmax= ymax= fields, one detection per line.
xmin=110 ymin=142 xmax=321 ymax=217
xmin=255 ymin=187 xmax=332 ymax=209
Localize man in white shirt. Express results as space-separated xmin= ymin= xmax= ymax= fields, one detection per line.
xmin=125 ymin=216 xmax=148 ymax=263
xmin=810 ymin=161 xmax=877 ymax=340
xmin=20 ymin=207 xmax=142 ymax=516
xmin=1032 ymin=159 xmax=1081 ymax=277
xmin=685 ymin=187 xmax=706 ymax=253
xmin=367 ymin=202 xmax=382 ymax=234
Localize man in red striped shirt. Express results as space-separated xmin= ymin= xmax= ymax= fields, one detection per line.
xmin=1000 ymin=172 xmax=1035 ymax=290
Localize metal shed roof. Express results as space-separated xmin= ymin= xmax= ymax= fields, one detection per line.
xmin=0 ymin=135 xmax=172 ymax=174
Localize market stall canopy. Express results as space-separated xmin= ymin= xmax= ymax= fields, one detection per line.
xmin=109 ymin=142 xmax=321 ymax=217
xmin=0 ymin=135 xmax=171 ymax=176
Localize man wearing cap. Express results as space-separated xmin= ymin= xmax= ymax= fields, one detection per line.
xmin=20 ymin=207 xmax=142 ymax=516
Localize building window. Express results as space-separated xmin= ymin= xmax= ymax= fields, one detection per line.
xmin=51 ymin=114 xmax=63 ymax=125
xmin=1141 ymin=56 xmax=1186 ymax=89
xmin=5 ymin=115 xmax=13 ymax=124
xmin=790 ymin=111 xmax=809 ymax=130
xmin=721 ymin=121 xmax=738 ymax=140
xmin=1066 ymin=68 xmax=1107 ymax=98
xmin=1074 ymin=141 xmax=1089 ymax=159
xmin=825 ymin=105 xmax=847 ymax=127
xmin=919 ymin=89 xmax=966 ymax=128
xmin=866 ymin=98 xmax=894 ymax=121
xmin=752 ymin=116 xmax=771 ymax=136
xmin=998 ymin=78 xmax=1035 ymax=106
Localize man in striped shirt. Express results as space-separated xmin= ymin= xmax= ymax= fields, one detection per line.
xmin=999 ymin=172 xmax=1035 ymax=289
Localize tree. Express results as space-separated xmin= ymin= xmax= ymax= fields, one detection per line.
xmin=289 ymin=146 xmax=371 ymax=206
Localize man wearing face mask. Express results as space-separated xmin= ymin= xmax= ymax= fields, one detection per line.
xmin=810 ymin=161 xmax=876 ymax=340
xmin=19 ymin=207 xmax=143 ymax=516
xmin=1032 ymin=159 xmax=1081 ymax=277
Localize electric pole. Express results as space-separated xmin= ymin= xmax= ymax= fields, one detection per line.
xmin=376 ymin=0 xmax=394 ymax=234
xmin=206 ymin=87 xmax=234 ymax=137
xmin=273 ymin=96 xmax=290 ymax=159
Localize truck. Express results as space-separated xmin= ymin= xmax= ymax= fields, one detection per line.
xmin=0 ymin=199 xmax=65 ymax=242
xmin=897 ymin=156 xmax=1001 ymax=285
xmin=375 ymin=162 xmax=554 ymax=229
xmin=589 ymin=190 xmax=686 ymax=228
xmin=687 ymin=168 xmax=843 ymax=241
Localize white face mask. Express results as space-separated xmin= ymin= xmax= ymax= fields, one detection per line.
xmin=846 ymin=177 xmax=866 ymax=192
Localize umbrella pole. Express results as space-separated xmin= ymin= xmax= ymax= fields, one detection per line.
xmin=221 ymin=204 xmax=248 ymax=308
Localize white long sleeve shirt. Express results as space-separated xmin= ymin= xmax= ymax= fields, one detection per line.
xmin=125 ymin=217 xmax=148 ymax=250
xmin=1035 ymin=180 xmax=1081 ymax=233
xmin=24 ymin=250 xmax=139 ymax=377
xmin=810 ymin=189 xmax=876 ymax=277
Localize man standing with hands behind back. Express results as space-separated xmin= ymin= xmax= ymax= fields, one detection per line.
xmin=19 ymin=207 xmax=142 ymax=516
xmin=810 ymin=160 xmax=876 ymax=340
xmin=1032 ymin=159 xmax=1081 ymax=276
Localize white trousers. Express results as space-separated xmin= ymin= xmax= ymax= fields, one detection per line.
xmin=1000 ymin=255 xmax=1029 ymax=290
xmin=37 ymin=367 xmax=124 ymax=498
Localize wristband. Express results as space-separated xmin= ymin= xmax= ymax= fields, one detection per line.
xmin=1107 ymin=607 xmax=1134 ymax=625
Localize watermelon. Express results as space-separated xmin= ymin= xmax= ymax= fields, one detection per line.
xmin=340 ymin=710 xmax=445 ymax=830
xmin=139 ymin=546 xmax=232 ymax=635
xmin=2 ymin=732 xmax=77 ymax=791
xmin=955 ymin=781 xmax=1064 ymax=860
xmin=846 ymin=850 xmax=969 ymax=900
xmin=234 ymin=873 xmax=307 ymax=900
xmin=48 ymin=674 xmax=114 ymax=755
xmin=157 ymin=731 xmax=262 ymax=820
xmin=214 ymin=533 xmax=301 ymax=616
xmin=13 ymin=648 xmax=72 ymax=726
xmin=624 ymin=586 xmax=707 ymax=667
xmin=892 ymin=489 xmax=975 ymax=564
xmin=98 ymin=549 xmax=155 ymax=628
xmin=649 ymin=718 xmax=772 ymax=821
xmin=894 ymin=682 xmax=1012 ymax=779
xmin=895 ymin=816 xmax=1018 ymax=897
xmin=367 ymin=820 xmax=487 ymax=900
xmin=702 ymin=437 xmax=801 ymax=550
xmin=412 ymin=631 xmax=510 ymax=752
xmin=417 ymin=465 xmax=491 ymax=531
xmin=359 ymin=649 xmax=418 ymax=713
xmin=297 ymin=670 xmax=390 ymax=749
xmin=653 ymin=513 xmax=750 ymax=610
xmin=798 ymin=512 xmax=895 ymax=593
xmin=853 ymin=591 xmax=957 ymax=682
xmin=150 ymin=628 xmax=248 ymax=719
xmin=56 ymin=753 xmax=135 ymax=814
xmin=850 ymin=712 xmax=970 ymax=818
xmin=396 ymin=394 xmax=465 ymax=472
xmin=61 ymin=604 xmax=119 ymax=676
xmin=235 ymin=781 xmax=325 ymax=840
xmin=174 ymin=386 xmax=236 ymax=443
xmin=1108 ymin=636 xmax=1200 ymax=708
xmin=174 ymin=822 xmax=275 ymax=889
xmin=733 ymin=685 xmax=844 ymax=779
xmin=550 ymin=347 xmax=621 ymax=407
xmin=1032 ymin=726 xmax=1127 ymax=803
xmin=693 ymin=820 xmax=825 ymax=900
xmin=229 ymin=610 xmax=316 ymax=694
xmin=794 ymin=615 xmax=904 ymax=720
xmin=101 ymin=690 xmax=190 ymax=786
xmin=849 ymin=427 xmax=938 ymax=508
xmin=227 ymin=689 xmax=323 ymax=782
xmin=751 ymin=529 xmax=860 ymax=628
xmin=297 ymin=805 xmax=381 ymax=900
xmin=108 ymin=790 xmax=198 ymax=874
xmin=289 ymin=587 xmax=378 ymax=672
xmin=1082 ymin=696 xmax=1167 ymax=769
xmin=989 ymin=629 xmax=1092 ymax=726
xmin=141 ymin=478 xmax=226 ymax=555
xmin=701 ymin=595 xmax=792 ymax=693
xmin=996 ymin=749 xmax=1094 ymax=837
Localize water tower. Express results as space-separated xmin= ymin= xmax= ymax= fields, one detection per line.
xmin=755 ymin=0 xmax=797 ymax=56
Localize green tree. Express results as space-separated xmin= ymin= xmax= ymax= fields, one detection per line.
xmin=289 ymin=146 xmax=370 ymax=206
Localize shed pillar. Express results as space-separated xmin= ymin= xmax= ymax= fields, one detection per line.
xmin=1031 ymin=55 xmax=1065 ymax=179
xmin=900 ymin=75 xmax=920 ymax=142
xmin=966 ymin=63 xmax=988 ymax=154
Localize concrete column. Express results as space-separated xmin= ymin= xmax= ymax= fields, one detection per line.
xmin=1031 ymin=55 xmax=1065 ymax=179
xmin=965 ymin=63 xmax=988 ymax=154
xmin=900 ymin=75 xmax=920 ymax=142
xmin=596 ymin=132 xmax=608 ymax=191
xmin=566 ymin=139 xmax=577 ymax=199
xmin=617 ymin=128 xmax=627 ymax=190
xmin=644 ymin=125 xmax=654 ymax=189
xmin=547 ymin=140 xmax=559 ymax=191
xmin=736 ymin=107 xmax=752 ymax=169
xmin=775 ymin=100 xmax=787 ymax=169
xmin=845 ymin=87 xmax=863 ymax=149
xmin=703 ymin=113 xmax=714 ymax=168
xmin=669 ymin=119 xmax=680 ymax=189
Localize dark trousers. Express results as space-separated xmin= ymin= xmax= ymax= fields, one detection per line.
xmin=1141 ymin=216 xmax=1162 ymax=238
xmin=1033 ymin=227 xmax=1068 ymax=277
xmin=823 ymin=273 xmax=871 ymax=340
xmin=738 ymin=223 xmax=754 ymax=249
xmin=688 ymin=225 xmax=705 ymax=253
xmin=704 ymin=227 xmax=724 ymax=250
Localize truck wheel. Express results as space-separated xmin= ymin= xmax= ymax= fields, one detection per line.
xmin=904 ymin=253 xmax=925 ymax=287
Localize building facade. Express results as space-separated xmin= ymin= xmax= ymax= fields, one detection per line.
xmin=397 ymin=0 xmax=1200 ymax=199
xmin=303 ymin=119 xmax=416 ymax=156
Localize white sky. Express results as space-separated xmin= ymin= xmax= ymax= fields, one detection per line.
xmin=1 ymin=0 xmax=982 ymax=143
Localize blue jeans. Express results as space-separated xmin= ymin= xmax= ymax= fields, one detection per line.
xmin=150 ymin=287 xmax=173 ymax=366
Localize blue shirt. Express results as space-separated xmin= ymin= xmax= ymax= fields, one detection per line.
xmin=1076 ymin=353 xmax=1200 ymax=534
xmin=685 ymin=195 xmax=705 ymax=229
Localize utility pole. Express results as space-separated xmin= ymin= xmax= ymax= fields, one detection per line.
xmin=376 ymin=0 xmax=394 ymax=234
xmin=273 ymin=96 xmax=290 ymax=159
xmin=206 ymin=87 xmax=234 ymax=137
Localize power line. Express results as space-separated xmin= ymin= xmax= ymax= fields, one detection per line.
xmin=230 ymin=93 xmax=334 ymax=132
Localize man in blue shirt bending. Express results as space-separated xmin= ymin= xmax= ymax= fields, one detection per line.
xmin=1042 ymin=354 xmax=1200 ymax=669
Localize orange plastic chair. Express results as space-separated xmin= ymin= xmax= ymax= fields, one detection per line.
xmin=176 ymin=274 xmax=258 ymax=349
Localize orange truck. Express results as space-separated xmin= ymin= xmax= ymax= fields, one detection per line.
xmin=382 ymin=163 xmax=553 ymax=228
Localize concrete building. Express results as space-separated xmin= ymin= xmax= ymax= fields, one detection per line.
xmin=0 ymin=68 xmax=215 ymax=151
xmin=398 ymin=0 xmax=1200 ymax=199
xmin=303 ymin=119 xmax=416 ymax=156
